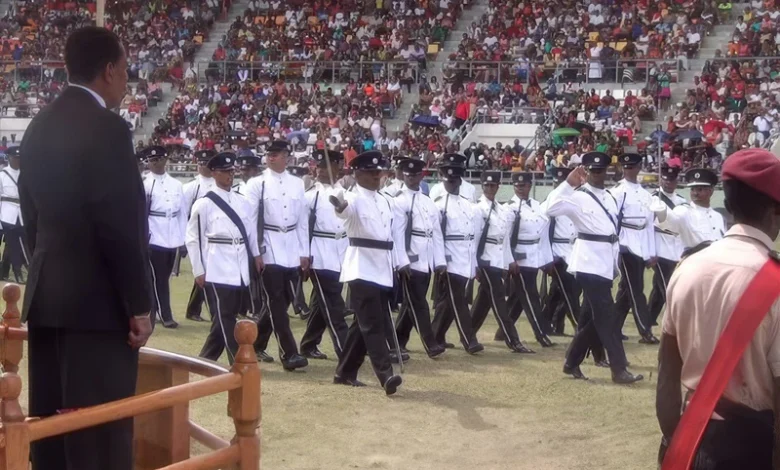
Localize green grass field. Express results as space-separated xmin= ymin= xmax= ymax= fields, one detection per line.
xmin=5 ymin=263 xmax=664 ymax=470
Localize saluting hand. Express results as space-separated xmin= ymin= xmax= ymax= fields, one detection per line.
xmin=566 ymin=165 xmax=588 ymax=187
xmin=128 ymin=315 xmax=153 ymax=349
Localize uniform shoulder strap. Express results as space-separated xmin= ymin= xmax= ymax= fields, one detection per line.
xmin=203 ymin=192 xmax=257 ymax=279
xmin=578 ymin=186 xmax=618 ymax=231
xmin=1 ymin=169 xmax=17 ymax=186
xmin=662 ymin=256 xmax=780 ymax=470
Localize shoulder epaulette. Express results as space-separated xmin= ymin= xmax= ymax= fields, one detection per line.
xmin=680 ymin=202 xmax=691 ymax=207
xmin=459 ymin=194 xmax=469 ymax=200
xmin=434 ymin=195 xmax=444 ymax=203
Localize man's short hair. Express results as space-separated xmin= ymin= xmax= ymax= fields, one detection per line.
xmin=65 ymin=27 xmax=124 ymax=84
xmin=724 ymin=179 xmax=776 ymax=225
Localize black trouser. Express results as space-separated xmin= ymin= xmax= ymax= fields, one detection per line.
xmin=300 ymin=269 xmax=349 ymax=358
xmin=201 ymin=282 xmax=248 ymax=364
xmin=396 ymin=270 xmax=437 ymax=353
xmin=505 ymin=267 xmax=553 ymax=341
xmin=186 ymin=281 xmax=206 ymax=318
xmin=432 ymin=272 xmax=478 ymax=348
xmin=1 ymin=221 xmax=27 ymax=281
xmin=29 ymin=327 xmax=138 ymax=470
xmin=615 ymin=251 xmax=653 ymax=337
xmin=255 ymin=264 xmax=301 ymax=360
xmin=149 ymin=246 xmax=176 ymax=324
xmin=565 ymin=272 xmax=628 ymax=373
xmin=544 ymin=259 xmax=580 ymax=334
xmin=648 ymin=257 xmax=677 ymax=326
xmin=335 ymin=279 xmax=395 ymax=386
xmin=471 ymin=266 xmax=522 ymax=348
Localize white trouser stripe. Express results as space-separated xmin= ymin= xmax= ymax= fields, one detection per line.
xmin=312 ymin=270 xmax=343 ymax=353
xmin=445 ymin=273 xmax=468 ymax=343
xmin=148 ymin=259 xmax=163 ymax=322
xmin=552 ymin=265 xmax=577 ymax=327
xmin=260 ymin=272 xmax=284 ymax=359
xmin=401 ymin=276 xmax=429 ymax=354
xmin=517 ymin=271 xmax=544 ymax=336
xmin=621 ymin=257 xmax=647 ymax=332
xmin=481 ymin=268 xmax=511 ymax=342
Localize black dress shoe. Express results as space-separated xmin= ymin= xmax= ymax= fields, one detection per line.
xmin=390 ymin=352 xmax=410 ymax=364
xmin=639 ymin=334 xmax=660 ymax=345
xmin=538 ymin=336 xmax=555 ymax=347
xmin=510 ymin=343 xmax=535 ymax=354
xmin=427 ymin=345 xmax=446 ymax=359
xmin=621 ymin=333 xmax=629 ymax=341
xmin=494 ymin=330 xmax=506 ymax=342
xmin=282 ymin=354 xmax=309 ymax=371
xmin=400 ymin=346 xmax=410 ymax=354
xmin=333 ymin=376 xmax=366 ymax=387
xmin=384 ymin=375 xmax=403 ymax=396
xmin=186 ymin=314 xmax=207 ymax=322
xmin=594 ymin=359 xmax=611 ymax=368
xmin=303 ymin=348 xmax=328 ymax=360
xmin=256 ymin=350 xmax=275 ymax=363
xmin=162 ymin=320 xmax=179 ymax=329
xmin=563 ymin=364 xmax=589 ymax=380
xmin=466 ymin=343 xmax=484 ymax=355
xmin=443 ymin=342 xmax=455 ymax=349
xmin=612 ymin=370 xmax=644 ymax=384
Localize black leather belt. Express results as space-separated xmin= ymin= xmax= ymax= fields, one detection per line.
xmin=0 ymin=197 xmax=19 ymax=204
xmin=552 ymin=237 xmax=574 ymax=244
xmin=312 ymin=230 xmax=347 ymax=240
xmin=578 ymin=233 xmax=619 ymax=243
xmin=515 ymin=238 xmax=540 ymax=245
xmin=444 ymin=234 xmax=474 ymax=241
xmin=411 ymin=229 xmax=433 ymax=238
xmin=654 ymin=226 xmax=678 ymax=236
xmin=208 ymin=237 xmax=245 ymax=245
xmin=149 ymin=210 xmax=180 ymax=217
xmin=349 ymin=238 xmax=393 ymax=250
xmin=620 ymin=221 xmax=646 ymax=230
xmin=264 ymin=223 xmax=297 ymax=233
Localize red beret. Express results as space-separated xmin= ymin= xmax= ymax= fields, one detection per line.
xmin=722 ymin=148 xmax=780 ymax=203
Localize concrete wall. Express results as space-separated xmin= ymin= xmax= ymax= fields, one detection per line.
xmin=0 ymin=118 xmax=31 ymax=143
xmin=459 ymin=123 xmax=539 ymax=152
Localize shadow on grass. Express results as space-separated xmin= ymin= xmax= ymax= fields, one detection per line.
xmin=396 ymin=389 xmax=513 ymax=431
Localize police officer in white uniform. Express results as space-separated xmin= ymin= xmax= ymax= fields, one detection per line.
xmin=648 ymin=166 xmax=686 ymax=326
xmin=429 ymin=163 xmax=477 ymax=202
xmin=380 ymin=156 xmax=405 ymax=197
xmin=540 ymin=167 xmax=580 ymax=336
xmin=544 ymin=152 xmax=643 ymax=384
xmin=0 ymin=146 xmax=26 ymax=283
xmin=501 ymin=172 xmax=555 ymax=347
xmin=183 ymin=149 xmax=216 ymax=322
xmin=610 ymin=153 xmax=659 ymax=344
xmin=245 ymin=139 xmax=309 ymax=371
xmin=330 ymin=150 xmax=404 ymax=395
xmin=393 ymin=158 xmax=447 ymax=359
xmin=232 ymin=154 xmax=263 ymax=195
xmin=299 ymin=150 xmax=350 ymax=360
xmin=186 ymin=152 xmax=260 ymax=364
xmin=430 ymin=154 xmax=484 ymax=354
xmin=656 ymin=168 xmax=724 ymax=257
xmin=471 ymin=171 xmax=535 ymax=354
xmin=143 ymin=146 xmax=188 ymax=329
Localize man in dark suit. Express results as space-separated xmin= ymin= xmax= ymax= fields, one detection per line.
xmin=18 ymin=27 xmax=153 ymax=470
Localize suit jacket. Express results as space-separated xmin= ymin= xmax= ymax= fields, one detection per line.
xmin=19 ymin=86 xmax=152 ymax=330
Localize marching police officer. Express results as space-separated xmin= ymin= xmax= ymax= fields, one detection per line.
xmin=143 ymin=146 xmax=188 ymax=328
xmin=186 ymin=152 xmax=260 ymax=364
xmin=183 ymin=149 xmax=216 ymax=322
xmin=330 ymin=150 xmax=404 ymax=395
xmin=540 ymin=167 xmax=580 ymax=336
xmin=299 ymin=150 xmax=350 ymax=360
xmin=0 ymin=146 xmax=27 ymax=283
xmin=246 ymin=139 xmax=309 ymax=371
xmin=393 ymin=157 xmax=447 ymax=358
xmin=429 ymin=163 xmax=477 ymax=202
xmin=471 ymin=171 xmax=534 ymax=354
xmin=282 ymin=163 xmax=314 ymax=319
xmin=610 ymin=153 xmax=659 ymax=344
xmin=648 ymin=166 xmax=686 ymax=326
xmin=232 ymin=154 xmax=263 ymax=195
xmin=430 ymin=154 xmax=483 ymax=354
xmin=544 ymin=153 xmax=643 ymax=384
xmin=657 ymin=168 xmax=724 ymax=256
xmin=501 ymin=172 xmax=555 ymax=347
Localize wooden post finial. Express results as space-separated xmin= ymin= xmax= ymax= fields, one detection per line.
xmin=229 ymin=320 xmax=260 ymax=470
xmin=1 ymin=284 xmax=22 ymax=374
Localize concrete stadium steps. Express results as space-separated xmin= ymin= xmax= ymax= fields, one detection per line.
xmin=383 ymin=2 xmax=488 ymax=133
xmin=133 ymin=83 xmax=176 ymax=143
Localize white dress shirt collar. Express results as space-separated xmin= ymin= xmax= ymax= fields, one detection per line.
xmin=69 ymin=84 xmax=107 ymax=108
xmin=355 ymin=184 xmax=377 ymax=198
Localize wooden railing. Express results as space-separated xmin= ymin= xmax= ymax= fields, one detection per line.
xmin=0 ymin=284 xmax=261 ymax=470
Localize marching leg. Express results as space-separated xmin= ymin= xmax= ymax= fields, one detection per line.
xmin=258 ymin=265 xmax=306 ymax=370
xmin=149 ymin=247 xmax=178 ymax=328
xmin=516 ymin=268 xmax=554 ymax=346
xmin=621 ymin=252 xmax=656 ymax=342
xmin=649 ymin=258 xmax=676 ymax=326
xmin=185 ymin=281 xmax=207 ymax=322
xmin=199 ymin=283 xmax=228 ymax=362
xmin=474 ymin=267 xmax=531 ymax=353
xmin=399 ymin=271 xmax=442 ymax=358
